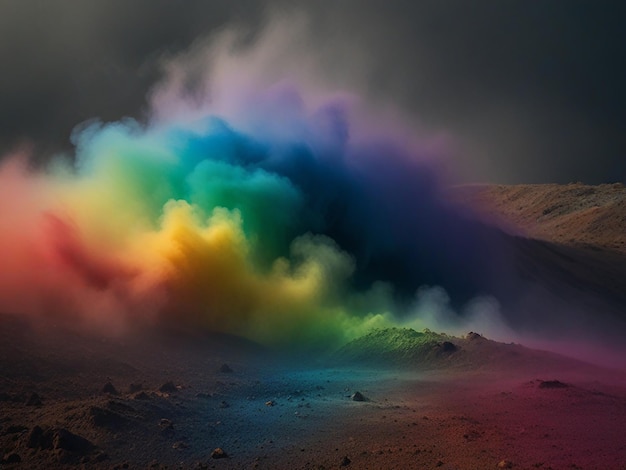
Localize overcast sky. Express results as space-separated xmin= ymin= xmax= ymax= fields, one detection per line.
xmin=1 ymin=0 xmax=624 ymax=184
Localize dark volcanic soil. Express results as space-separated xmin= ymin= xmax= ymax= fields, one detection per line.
xmin=1 ymin=316 xmax=625 ymax=470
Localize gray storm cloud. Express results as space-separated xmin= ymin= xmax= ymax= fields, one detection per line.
xmin=0 ymin=0 xmax=624 ymax=183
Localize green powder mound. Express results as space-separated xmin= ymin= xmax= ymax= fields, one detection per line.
xmin=332 ymin=327 xmax=461 ymax=367
xmin=331 ymin=327 xmax=591 ymax=373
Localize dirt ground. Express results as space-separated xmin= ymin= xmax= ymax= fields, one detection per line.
xmin=1 ymin=315 xmax=625 ymax=470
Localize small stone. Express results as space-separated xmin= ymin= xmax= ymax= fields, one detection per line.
xmin=211 ymin=447 xmax=228 ymax=459
xmin=159 ymin=418 xmax=174 ymax=429
xmin=172 ymin=441 xmax=188 ymax=449
xmin=265 ymin=400 xmax=275 ymax=407
xmin=466 ymin=331 xmax=485 ymax=341
xmin=159 ymin=381 xmax=178 ymax=393
xmin=439 ymin=341 xmax=458 ymax=352
xmin=498 ymin=460 xmax=513 ymax=468
xmin=538 ymin=380 xmax=568 ymax=389
xmin=133 ymin=391 xmax=150 ymax=400
xmin=53 ymin=428 xmax=94 ymax=453
xmin=102 ymin=382 xmax=119 ymax=395
xmin=159 ymin=418 xmax=175 ymax=437
xmin=351 ymin=391 xmax=366 ymax=402
xmin=25 ymin=392 xmax=42 ymax=406
xmin=219 ymin=400 xmax=230 ymax=408
xmin=219 ymin=364 xmax=233 ymax=373
xmin=436 ymin=460 xmax=444 ymax=467
xmin=340 ymin=455 xmax=351 ymax=466
xmin=128 ymin=383 xmax=143 ymax=393
xmin=26 ymin=425 xmax=52 ymax=449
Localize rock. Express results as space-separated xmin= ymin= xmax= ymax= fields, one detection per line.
xmin=211 ymin=447 xmax=228 ymax=459
xmin=26 ymin=426 xmax=91 ymax=453
xmin=3 ymin=453 xmax=21 ymax=463
xmin=466 ymin=332 xmax=485 ymax=341
xmin=351 ymin=391 xmax=367 ymax=402
xmin=133 ymin=391 xmax=150 ymax=400
xmin=265 ymin=400 xmax=275 ymax=407
xmin=25 ymin=426 xmax=43 ymax=448
xmin=26 ymin=425 xmax=53 ymax=449
xmin=172 ymin=441 xmax=188 ymax=449
xmin=340 ymin=455 xmax=351 ymax=466
xmin=219 ymin=363 xmax=233 ymax=373
xmin=53 ymin=428 xmax=94 ymax=453
xmin=539 ymin=380 xmax=569 ymax=389
xmin=439 ymin=341 xmax=458 ymax=352
xmin=498 ymin=460 xmax=513 ymax=468
xmin=102 ymin=382 xmax=119 ymax=395
xmin=219 ymin=400 xmax=230 ymax=408
xmin=25 ymin=392 xmax=42 ymax=406
xmin=159 ymin=381 xmax=178 ymax=393
xmin=159 ymin=418 xmax=174 ymax=435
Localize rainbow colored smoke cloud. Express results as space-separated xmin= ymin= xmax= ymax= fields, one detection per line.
xmin=0 ymin=82 xmax=512 ymax=350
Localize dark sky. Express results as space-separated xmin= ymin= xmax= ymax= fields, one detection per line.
xmin=1 ymin=0 xmax=624 ymax=184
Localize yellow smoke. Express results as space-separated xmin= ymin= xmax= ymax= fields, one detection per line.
xmin=131 ymin=200 xmax=390 ymax=348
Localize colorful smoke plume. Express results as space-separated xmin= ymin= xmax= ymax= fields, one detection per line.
xmin=0 ymin=16 xmax=529 ymax=350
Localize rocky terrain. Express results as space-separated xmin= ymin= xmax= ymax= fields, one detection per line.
xmin=1 ymin=315 xmax=625 ymax=470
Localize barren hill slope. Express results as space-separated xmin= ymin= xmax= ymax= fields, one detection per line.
xmin=454 ymin=182 xmax=626 ymax=254
xmin=443 ymin=183 xmax=626 ymax=352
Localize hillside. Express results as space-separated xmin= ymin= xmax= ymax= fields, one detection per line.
xmin=453 ymin=182 xmax=626 ymax=254
xmin=331 ymin=327 xmax=589 ymax=373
